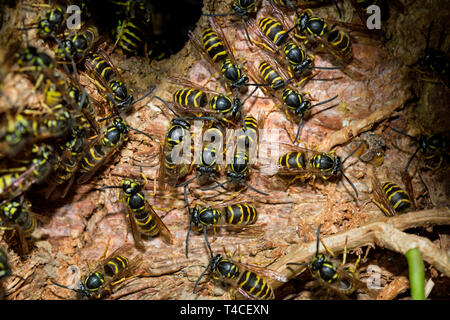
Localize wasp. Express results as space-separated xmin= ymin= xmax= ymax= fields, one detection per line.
xmin=0 ymin=249 xmax=11 ymax=280
xmin=203 ymin=0 xmax=259 ymax=45
xmin=146 ymin=37 xmax=171 ymax=61
xmin=189 ymin=17 xmax=264 ymax=93
xmin=77 ymin=114 xmax=153 ymax=185
xmin=0 ymin=248 xmax=12 ymax=298
xmin=21 ymin=5 xmax=66 ymax=39
xmin=185 ymin=203 xmax=260 ymax=258
xmin=275 ymin=88 xmax=338 ymax=143
xmin=226 ymin=150 xmax=268 ymax=195
xmin=413 ymin=21 xmax=449 ymax=86
xmin=0 ymin=144 xmax=58 ymax=203
xmin=287 ymin=224 xmax=373 ymax=299
xmin=84 ymin=50 xmax=155 ymax=114
xmin=55 ymin=25 xmax=99 ymax=64
xmin=274 ymin=144 xmax=359 ymax=197
xmin=291 ymin=9 xmax=365 ymax=80
xmin=167 ymin=76 xmax=259 ymax=128
xmin=100 ymin=178 xmax=174 ymax=249
xmin=45 ymin=124 xmax=90 ymax=199
xmin=390 ymin=126 xmax=449 ymax=175
xmin=112 ymin=18 xmax=147 ymax=56
xmin=0 ymin=196 xmax=36 ymax=255
xmin=371 ymin=175 xmax=412 ymax=217
xmin=194 ymin=246 xmax=287 ymax=300
xmin=250 ymin=7 xmax=341 ymax=87
xmin=51 ymin=244 xmax=142 ymax=299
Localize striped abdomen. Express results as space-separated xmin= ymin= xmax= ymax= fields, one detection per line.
xmin=202 ymin=28 xmax=228 ymax=63
xmin=327 ymin=30 xmax=352 ymax=61
xmin=223 ymin=204 xmax=258 ymax=225
xmin=0 ymin=201 xmax=36 ymax=236
xmin=79 ymin=126 xmax=125 ymax=174
xmin=86 ymin=53 xmax=114 ymax=83
xmin=237 ymin=270 xmax=275 ymax=300
xmin=127 ymin=192 xmax=159 ymax=236
xmin=258 ymin=61 xmax=285 ymax=90
xmin=174 ymin=89 xmax=208 ymax=109
xmin=115 ymin=19 xmax=145 ymax=56
xmin=382 ymin=182 xmax=411 ymax=213
xmin=237 ymin=115 xmax=258 ymax=149
xmin=279 ymin=151 xmax=306 ymax=170
xmin=104 ymin=255 xmax=130 ymax=277
xmin=258 ymin=17 xmax=288 ymax=46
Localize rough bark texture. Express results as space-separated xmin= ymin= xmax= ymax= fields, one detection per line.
xmin=0 ymin=0 xmax=449 ymax=300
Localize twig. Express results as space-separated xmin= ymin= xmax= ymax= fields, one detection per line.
xmin=376 ymin=276 xmax=409 ymax=300
xmin=267 ymin=207 xmax=450 ymax=290
xmin=317 ymin=100 xmax=406 ymax=152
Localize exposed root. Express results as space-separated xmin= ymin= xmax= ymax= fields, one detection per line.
xmin=268 ymin=207 xmax=450 ymax=290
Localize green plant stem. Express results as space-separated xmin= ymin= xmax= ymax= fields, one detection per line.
xmin=406 ymin=248 xmax=425 ymax=300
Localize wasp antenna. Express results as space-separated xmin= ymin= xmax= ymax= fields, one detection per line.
xmin=200 ymin=180 xmax=228 ymax=191
xmin=425 ymin=21 xmax=434 ymax=51
xmin=293 ymin=117 xmax=303 ymax=145
xmin=341 ymin=171 xmax=359 ymax=198
xmin=241 ymin=17 xmax=254 ymax=46
xmin=193 ymin=262 xmax=211 ymax=294
xmin=242 ymin=181 xmax=269 ymax=196
xmin=389 ymin=126 xmax=418 ymax=141
xmin=342 ymin=140 xmax=365 ymax=164
xmin=153 ymin=95 xmax=179 ymax=117
xmin=97 ymin=185 xmax=122 ymax=191
xmin=404 ymin=146 xmax=421 ymax=176
xmin=203 ymin=226 xmax=214 ymax=258
xmin=203 ymin=12 xmax=234 ymax=17
xmin=332 ymin=0 xmax=342 ymax=19
xmin=177 ymin=175 xmax=198 ymax=188
xmin=50 ymin=280 xmax=79 ymax=293
xmin=315 ymin=224 xmax=322 ymax=255
xmin=128 ymin=125 xmax=153 ymax=141
xmin=311 ymin=95 xmax=339 ymax=109
xmin=132 ymin=85 xmax=156 ymax=106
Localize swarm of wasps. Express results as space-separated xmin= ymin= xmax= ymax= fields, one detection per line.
xmin=0 ymin=0 xmax=448 ymax=301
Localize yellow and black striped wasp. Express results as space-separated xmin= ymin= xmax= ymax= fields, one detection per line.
xmin=21 ymin=3 xmax=66 ymax=40
xmin=0 ymin=195 xmax=37 ymax=255
xmin=371 ymin=174 xmax=412 ymax=217
xmin=55 ymin=25 xmax=99 ymax=64
xmin=194 ymin=246 xmax=287 ymax=300
xmin=0 ymin=110 xmax=70 ymax=159
xmin=269 ymin=87 xmax=338 ymax=144
xmin=287 ymin=224 xmax=374 ymax=299
xmin=389 ymin=126 xmax=449 ymax=175
xmin=290 ymin=8 xmax=366 ymax=81
xmin=176 ymin=123 xmax=225 ymax=202
xmin=412 ymin=21 xmax=449 ymax=87
xmin=273 ymin=143 xmax=359 ymax=197
xmin=189 ymin=17 xmax=269 ymax=93
xmin=84 ymin=50 xmax=155 ymax=114
xmin=0 ymin=144 xmax=59 ymax=204
xmin=0 ymin=248 xmax=11 ymax=281
xmin=76 ymin=111 xmax=154 ymax=185
xmin=0 ymin=248 xmax=12 ymax=298
xmin=99 ymin=177 xmax=174 ymax=249
xmin=203 ymin=0 xmax=260 ymax=45
xmin=185 ymin=202 xmax=261 ymax=258
xmin=44 ymin=123 xmax=91 ymax=199
xmin=167 ymin=76 xmax=260 ymax=128
xmin=112 ymin=18 xmax=147 ymax=57
xmin=152 ymin=95 xmax=221 ymax=191
xmin=51 ymin=243 xmax=142 ymax=299
xmin=250 ymin=4 xmax=342 ymax=87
